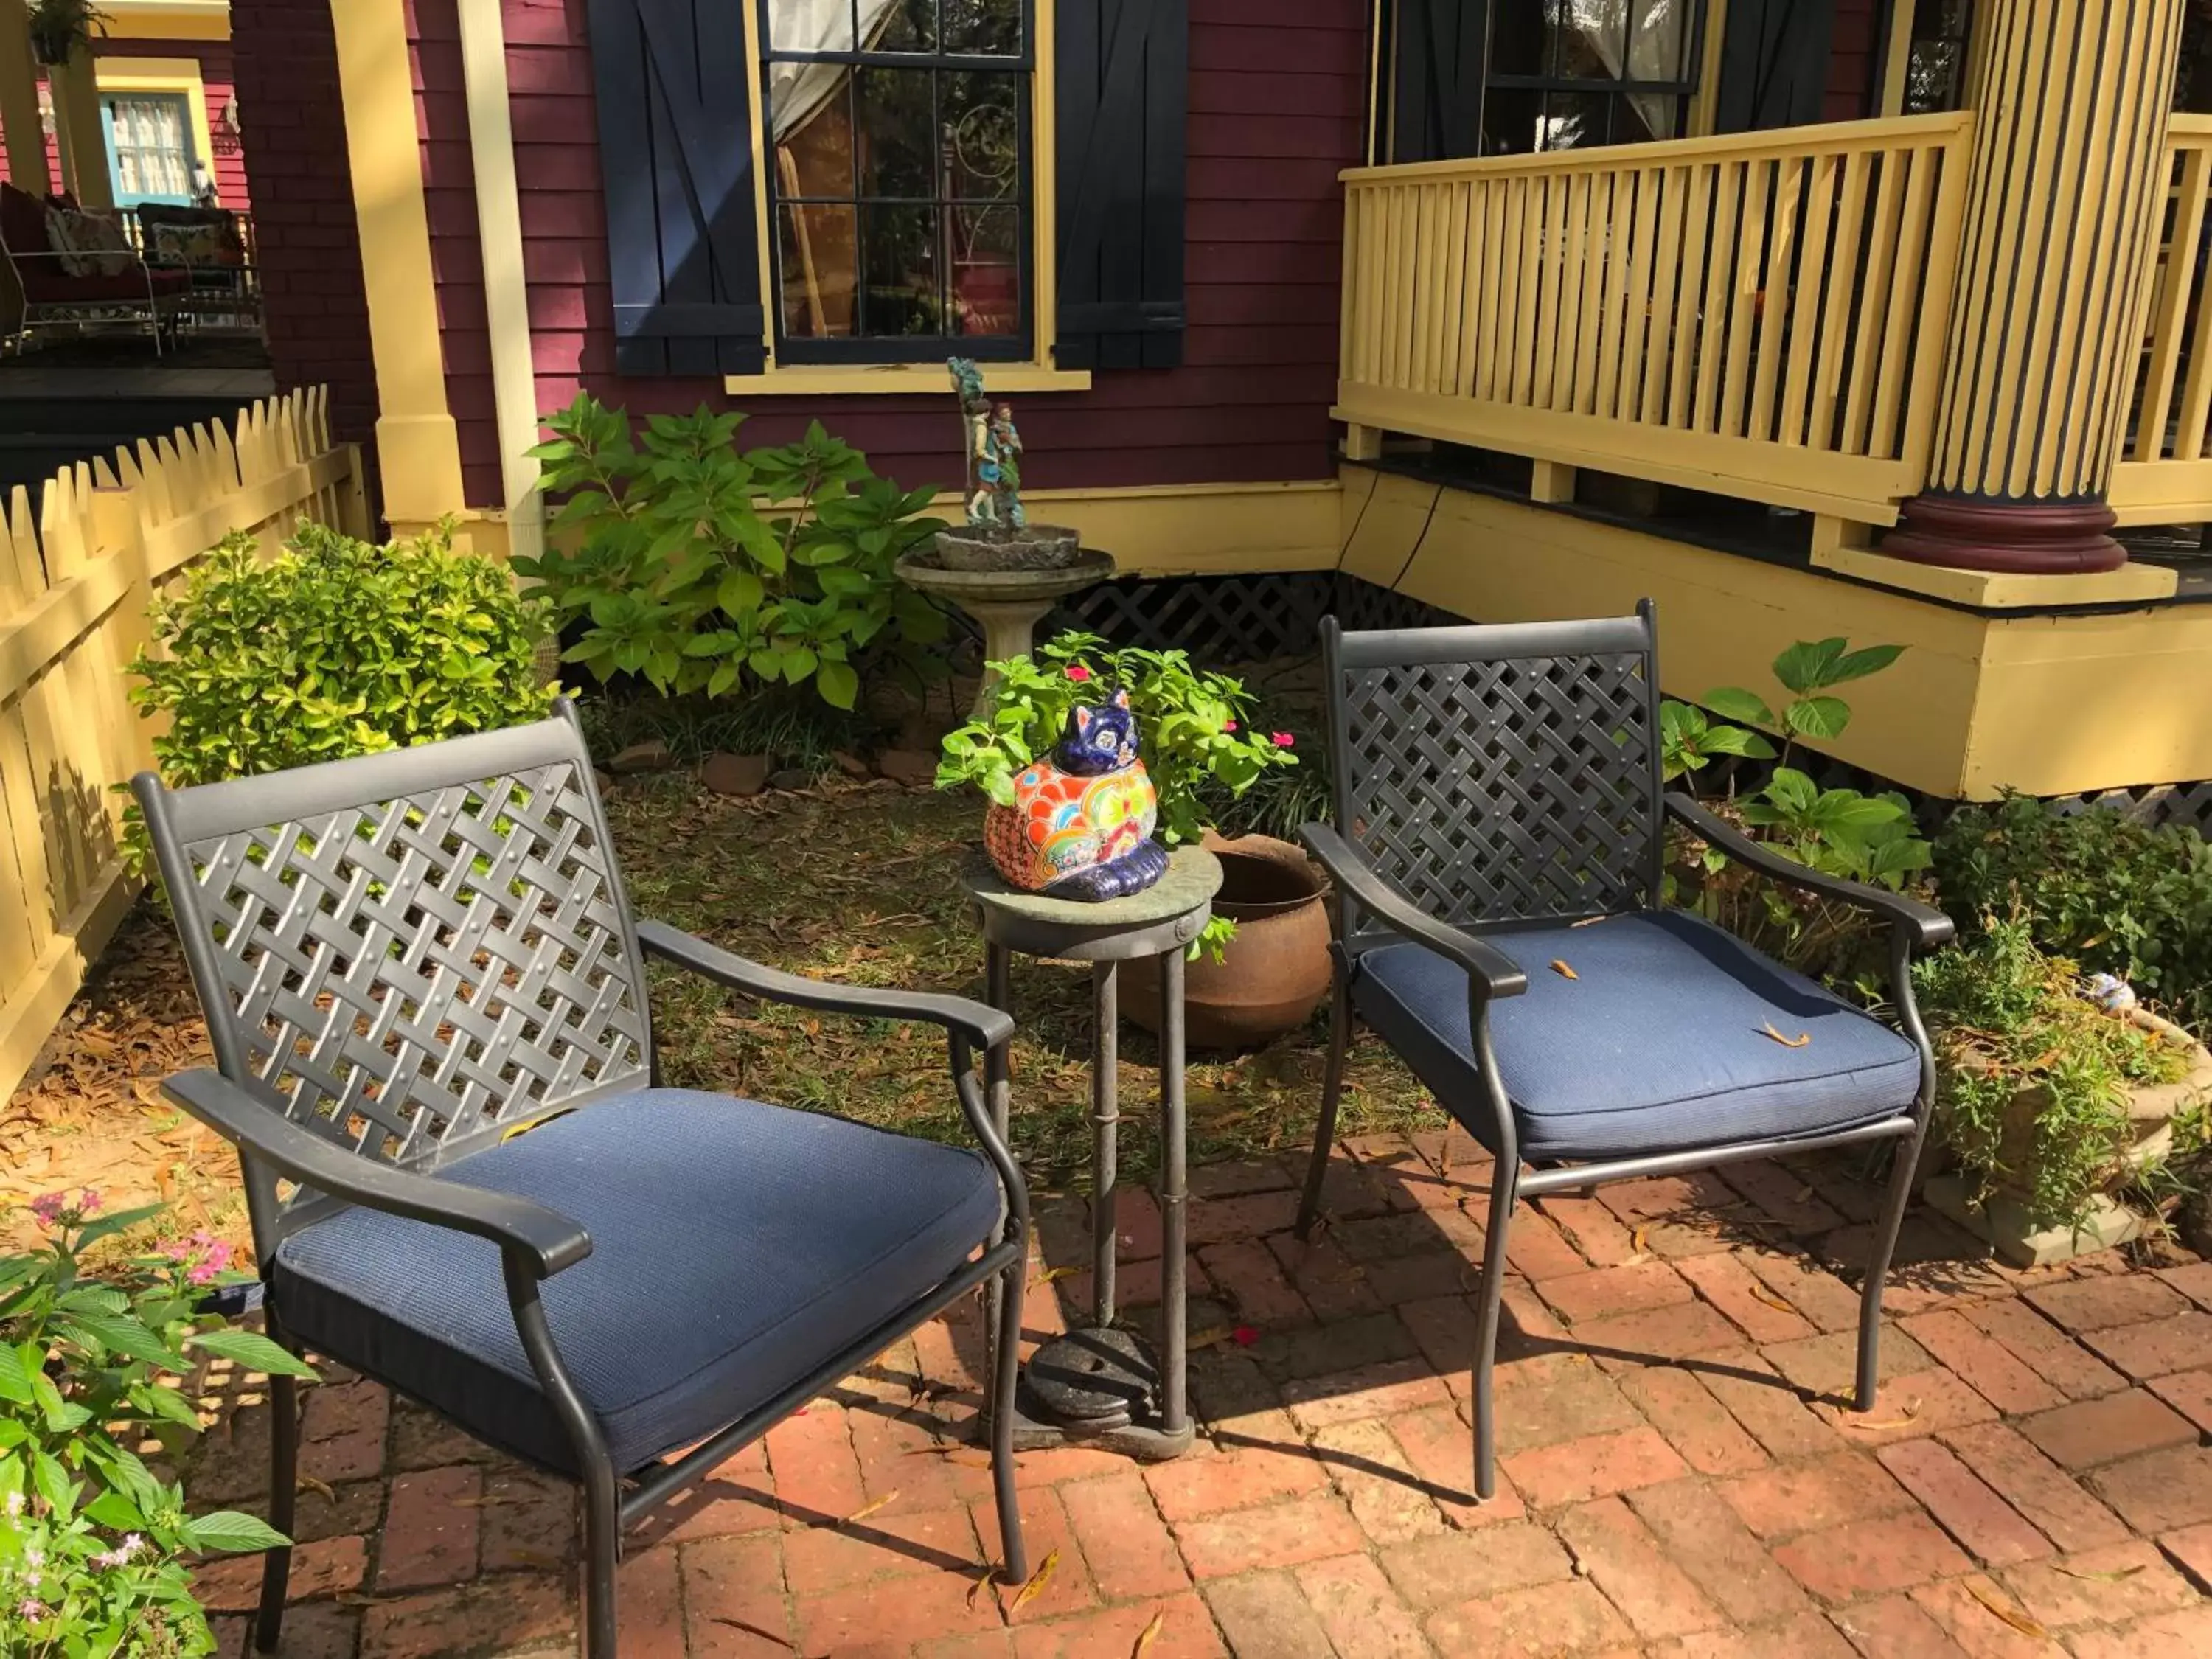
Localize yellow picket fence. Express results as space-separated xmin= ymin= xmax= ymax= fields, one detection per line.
xmin=0 ymin=386 xmax=367 ymax=1099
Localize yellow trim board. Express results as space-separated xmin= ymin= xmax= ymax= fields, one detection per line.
xmin=1338 ymin=468 xmax=2212 ymax=800
xmin=101 ymin=2 xmax=231 ymax=43
xmin=724 ymin=364 xmax=1092 ymax=396
xmin=1813 ymin=543 xmax=2180 ymax=607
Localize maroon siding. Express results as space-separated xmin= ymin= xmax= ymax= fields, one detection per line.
xmin=1823 ymin=0 xmax=1887 ymax=120
xmin=414 ymin=0 xmax=1366 ymax=507
xmin=229 ymin=0 xmax=381 ymax=507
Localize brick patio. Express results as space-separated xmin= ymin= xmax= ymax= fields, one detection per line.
xmin=190 ymin=1124 xmax=2212 ymax=1657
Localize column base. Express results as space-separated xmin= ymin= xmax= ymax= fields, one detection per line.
xmin=1882 ymin=496 xmax=2127 ymax=574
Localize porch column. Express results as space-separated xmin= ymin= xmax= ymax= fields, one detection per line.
xmin=1885 ymin=0 xmax=2185 ymax=574
xmin=49 ymin=43 xmax=109 ymax=208
xmin=0 ymin=0 xmax=48 ymax=192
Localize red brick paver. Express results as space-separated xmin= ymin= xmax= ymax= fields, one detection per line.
xmin=184 ymin=1124 xmax=2211 ymax=1657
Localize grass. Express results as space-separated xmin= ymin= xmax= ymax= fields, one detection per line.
xmin=604 ymin=772 xmax=1436 ymax=1197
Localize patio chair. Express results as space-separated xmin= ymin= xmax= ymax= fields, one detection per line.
xmin=1293 ymin=605 xmax=1952 ymax=1499
xmin=134 ymin=706 xmax=1030 ymax=1657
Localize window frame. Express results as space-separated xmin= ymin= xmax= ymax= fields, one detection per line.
xmin=752 ymin=0 xmax=1040 ymax=368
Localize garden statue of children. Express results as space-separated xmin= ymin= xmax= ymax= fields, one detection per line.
xmin=990 ymin=403 xmax=1026 ymax=529
xmin=950 ymin=358 xmax=1001 ymax=527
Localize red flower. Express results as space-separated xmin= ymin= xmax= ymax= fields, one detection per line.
xmin=1270 ymin=731 xmax=1295 ymax=748
xmin=1066 ymin=664 xmax=1093 ymax=681
xmin=1222 ymin=719 xmax=1237 ymax=733
xmin=1231 ymin=1325 xmax=1260 ymax=1347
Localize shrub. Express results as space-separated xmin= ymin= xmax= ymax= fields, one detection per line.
xmin=1 ymin=1191 xmax=316 ymax=1657
xmin=1933 ymin=794 xmax=2212 ymax=1033
xmin=129 ymin=521 xmax=555 ymax=790
xmin=1914 ymin=916 xmax=2194 ymax=1230
xmin=518 ymin=397 xmax=949 ymax=710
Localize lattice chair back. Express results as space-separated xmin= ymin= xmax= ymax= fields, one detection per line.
xmin=133 ymin=707 xmax=652 ymax=1251
xmin=1322 ymin=603 xmax=1666 ymax=930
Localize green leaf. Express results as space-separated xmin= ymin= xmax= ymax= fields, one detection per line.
xmin=32 ymin=1449 xmax=74 ymax=1519
xmin=1702 ymin=686 xmax=1776 ymax=726
xmin=1699 ymin=724 xmax=1774 ymax=759
xmin=717 ymin=568 xmax=765 ymax=617
xmin=0 ymin=1339 xmax=32 ymax=1404
xmin=187 ymin=1329 xmax=319 ymax=1380
xmin=83 ymin=1489 xmax=148 ymax=1531
xmin=817 ymin=659 xmax=860 ymax=709
xmin=60 ymin=1309 xmax=188 ymax=1368
xmin=70 ymin=1201 xmax=167 ymax=1250
xmin=187 ymin=1510 xmax=293 ymax=1554
xmin=1772 ymin=638 xmax=1848 ymax=695
xmin=1829 ymin=643 xmax=1906 ymax=684
xmin=1784 ymin=695 xmax=1853 ymax=740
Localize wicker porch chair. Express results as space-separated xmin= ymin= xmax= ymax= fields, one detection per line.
xmin=1293 ymin=605 xmax=1953 ymax=1499
xmin=134 ymin=706 xmax=1029 ymax=1657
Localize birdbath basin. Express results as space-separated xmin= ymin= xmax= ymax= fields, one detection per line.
xmin=897 ymin=543 xmax=1115 ymax=715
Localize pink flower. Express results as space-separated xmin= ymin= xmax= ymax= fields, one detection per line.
xmin=1270 ymin=731 xmax=1295 ymax=748
xmin=187 ymin=1261 xmax=220 ymax=1286
xmin=77 ymin=1188 xmax=101 ymax=1217
xmin=1222 ymin=719 xmax=1237 ymax=733
xmin=28 ymin=1193 xmax=66 ymax=1226
xmin=1065 ymin=664 xmax=1092 ymax=681
xmin=18 ymin=1599 xmax=45 ymax=1620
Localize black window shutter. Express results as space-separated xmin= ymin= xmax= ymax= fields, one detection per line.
xmin=1714 ymin=0 xmax=1837 ymax=133
xmin=587 ymin=0 xmax=765 ymax=376
xmin=1055 ymin=0 xmax=1186 ymax=371
xmin=1391 ymin=0 xmax=1487 ymax=163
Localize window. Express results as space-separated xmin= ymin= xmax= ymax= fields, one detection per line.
xmin=1898 ymin=1 xmax=1972 ymax=116
xmin=1481 ymin=0 xmax=1703 ymax=154
xmin=103 ymin=92 xmax=198 ymax=206
xmin=761 ymin=0 xmax=1032 ymax=363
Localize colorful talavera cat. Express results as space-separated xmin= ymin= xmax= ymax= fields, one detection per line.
xmin=985 ymin=691 xmax=1171 ymax=901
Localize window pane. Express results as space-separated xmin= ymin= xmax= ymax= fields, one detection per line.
xmin=860 ymin=201 xmax=941 ymax=335
xmin=1482 ymin=87 xmax=1544 ymax=156
xmin=941 ymin=70 xmax=1020 ymax=198
xmin=950 ymin=202 xmax=1020 ymax=335
xmin=773 ymin=73 xmax=855 ymax=195
xmin=855 ymin=66 xmax=934 ymax=197
xmin=1537 ymin=89 xmax=1610 ymax=150
xmin=769 ymin=0 xmax=856 ymax=52
xmin=1552 ymin=0 xmax=1629 ymax=82
xmin=1489 ymin=1 xmax=1547 ymax=76
xmin=779 ymin=202 xmax=858 ymax=338
xmin=1630 ymin=0 xmax=1690 ymax=83
xmin=940 ymin=0 xmax=1020 ymax=57
xmin=875 ymin=0 xmax=937 ymax=52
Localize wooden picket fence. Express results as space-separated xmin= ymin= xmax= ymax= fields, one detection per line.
xmin=0 ymin=386 xmax=368 ymax=1101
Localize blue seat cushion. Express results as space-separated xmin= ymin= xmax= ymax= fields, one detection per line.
xmin=1351 ymin=911 xmax=1920 ymax=1163
xmin=270 ymin=1089 xmax=1002 ymax=1476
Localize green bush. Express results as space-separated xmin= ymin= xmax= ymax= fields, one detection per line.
xmin=1933 ymin=794 xmax=2212 ymax=1033
xmin=128 ymin=521 xmax=556 ymax=790
xmin=518 ymin=397 xmax=948 ymax=710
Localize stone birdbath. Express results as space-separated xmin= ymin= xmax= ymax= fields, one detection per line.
xmin=897 ymin=359 xmax=1114 ymax=715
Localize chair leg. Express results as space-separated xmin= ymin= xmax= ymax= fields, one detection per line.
xmin=1854 ymin=1132 xmax=1922 ymax=1413
xmin=1470 ymin=1158 xmax=1520 ymax=1502
xmin=1295 ymin=970 xmax=1353 ymax=1240
xmin=252 ymin=1371 xmax=298 ymax=1653
xmin=990 ymin=1253 xmax=1029 ymax=1582
xmin=579 ymin=1457 xmax=621 ymax=1658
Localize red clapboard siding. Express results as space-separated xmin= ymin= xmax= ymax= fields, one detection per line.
xmin=397 ymin=0 xmax=1370 ymax=507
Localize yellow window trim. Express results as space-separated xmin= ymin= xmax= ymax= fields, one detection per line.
xmin=732 ymin=0 xmax=1073 ymax=394
xmin=92 ymin=58 xmax=217 ymax=192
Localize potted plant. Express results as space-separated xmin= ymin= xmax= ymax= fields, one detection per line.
xmin=1913 ymin=914 xmax=2212 ymax=1265
xmin=27 ymin=0 xmax=108 ymax=66
xmin=936 ymin=632 xmax=1329 ymax=1047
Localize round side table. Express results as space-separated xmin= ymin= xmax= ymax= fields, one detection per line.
xmin=961 ymin=845 xmax=1222 ymax=1461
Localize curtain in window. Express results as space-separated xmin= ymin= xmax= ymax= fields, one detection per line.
xmin=1570 ymin=0 xmax=1690 ymax=142
xmin=770 ymin=0 xmax=901 ymax=139
xmin=109 ymin=96 xmax=192 ymax=200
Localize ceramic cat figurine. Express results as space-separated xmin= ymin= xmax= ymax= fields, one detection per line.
xmin=985 ymin=691 xmax=1170 ymax=901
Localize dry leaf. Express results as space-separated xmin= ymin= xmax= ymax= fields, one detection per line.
xmin=907 ymin=1447 xmax=993 ymax=1469
xmin=1132 ymin=1606 xmax=1168 ymax=1655
xmin=967 ymin=1565 xmax=995 ymax=1610
xmin=1790 ymin=1184 xmax=1818 ymax=1204
xmin=1550 ymin=959 xmax=1579 ymax=981
xmin=2054 ymin=1562 xmax=2146 ymax=1584
xmin=1850 ymin=1399 xmax=1922 ymax=1431
xmin=294 ymin=1473 xmax=337 ymax=1503
xmin=1750 ymin=1287 xmax=1798 ymax=1313
xmin=1630 ymin=1225 xmax=1650 ymax=1256
xmin=845 ymin=1489 xmax=900 ymax=1523
xmin=1569 ymin=915 xmax=1609 ymax=928
xmin=1964 ymin=1579 xmax=2048 ymax=1638
xmin=1032 ymin=1265 xmax=1081 ymax=1287
xmin=1761 ymin=1021 xmax=1812 ymax=1048
xmin=1007 ymin=1548 xmax=1061 ymax=1618
xmin=1187 ymin=1326 xmax=1231 ymax=1350
xmin=453 ymin=1494 xmax=518 ymax=1509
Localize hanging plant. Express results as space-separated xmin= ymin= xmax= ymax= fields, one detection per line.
xmin=27 ymin=0 xmax=110 ymax=66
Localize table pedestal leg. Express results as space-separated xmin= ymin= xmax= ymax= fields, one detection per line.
xmin=983 ymin=943 xmax=1012 ymax=1427
xmin=1158 ymin=945 xmax=1188 ymax=1435
xmin=1091 ymin=961 xmax=1119 ymax=1326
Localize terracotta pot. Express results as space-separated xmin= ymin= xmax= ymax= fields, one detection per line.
xmin=1125 ymin=831 xmax=1332 ymax=1051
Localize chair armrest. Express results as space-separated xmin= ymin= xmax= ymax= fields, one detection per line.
xmin=1300 ymin=824 xmax=1529 ymax=1001
xmin=161 ymin=1069 xmax=593 ymax=1278
xmin=1664 ymin=793 xmax=1955 ymax=951
xmin=638 ymin=919 xmax=1015 ymax=1048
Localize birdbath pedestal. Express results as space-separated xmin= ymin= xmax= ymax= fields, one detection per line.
xmin=895 ymin=546 xmax=1116 ymax=717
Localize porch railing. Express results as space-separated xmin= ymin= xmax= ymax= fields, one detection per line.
xmin=1335 ymin=114 xmax=1976 ymax=523
xmin=2112 ymin=115 xmax=2212 ymax=525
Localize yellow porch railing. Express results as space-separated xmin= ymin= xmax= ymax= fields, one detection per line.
xmin=2112 ymin=114 xmax=2212 ymax=526
xmin=1335 ymin=114 xmax=1976 ymax=523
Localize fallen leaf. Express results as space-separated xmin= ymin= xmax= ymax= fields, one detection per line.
xmin=1132 ymin=1607 xmax=1168 ymax=1655
xmin=1790 ymin=1184 xmax=1818 ymax=1204
xmin=1569 ymin=915 xmax=1609 ymax=928
xmin=1761 ymin=1022 xmax=1812 ymax=1048
xmin=907 ymin=1447 xmax=993 ymax=1469
xmin=1964 ymin=1579 xmax=2048 ymax=1638
xmin=2053 ymin=1562 xmax=2146 ymax=1584
xmin=1550 ymin=959 xmax=1579 ymax=980
xmin=294 ymin=1474 xmax=336 ymax=1503
xmin=967 ymin=1565 xmax=995 ymax=1609
xmin=1750 ymin=1287 xmax=1798 ymax=1313
xmin=1187 ymin=1326 xmax=1231 ymax=1350
xmin=453 ymin=1494 xmax=518 ymax=1509
xmin=1008 ymin=1548 xmax=1060 ymax=1618
xmin=1630 ymin=1225 xmax=1650 ymax=1256
xmin=845 ymin=1489 xmax=900 ymax=1523
xmin=1849 ymin=1399 xmax=1922 ymax=1431
xmin=1031 ymin=1265 xmax=1081 ymax=1287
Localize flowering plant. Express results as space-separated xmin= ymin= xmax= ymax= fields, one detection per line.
xmin=1 ymin=1190 xmax=315 ymax=1657
xmin=934 ymin=632 xmax=1298 ymax=848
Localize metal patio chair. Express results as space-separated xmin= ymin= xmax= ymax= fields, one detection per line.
xmin=134 ymin=706 xmax=1029 ymax=1657
xmin=1293 ymin=604 xmax=1952 ymax=1499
